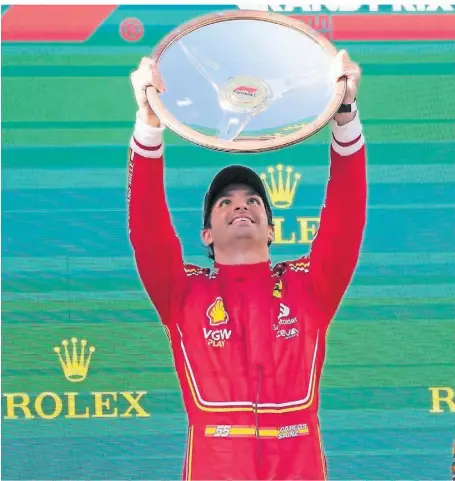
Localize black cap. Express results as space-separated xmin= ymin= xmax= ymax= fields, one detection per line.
xmin=203 ymin=165 xmax=273 ymax=228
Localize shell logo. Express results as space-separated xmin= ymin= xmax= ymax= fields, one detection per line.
xmin=206 ymin=297 xmax=229 ymax=326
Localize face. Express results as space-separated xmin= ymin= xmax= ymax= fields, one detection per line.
xmin=202 ymin=184 xmax=274 ymax=251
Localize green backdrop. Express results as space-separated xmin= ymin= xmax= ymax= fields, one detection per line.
xmin=2 ymin=5 xmax=454 ymax=480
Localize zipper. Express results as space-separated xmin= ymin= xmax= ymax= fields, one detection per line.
xmin=254 ymin=365 xmax=263 ymax=469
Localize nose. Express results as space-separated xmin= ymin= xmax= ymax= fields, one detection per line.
xmin=233 ymin=200 xmax=249 ymax=211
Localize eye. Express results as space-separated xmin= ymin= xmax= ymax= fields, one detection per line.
xmin=219 ymin=198 xmax=231 ymax=207
xmin=247 ymin=197 xmax=261 ymax=205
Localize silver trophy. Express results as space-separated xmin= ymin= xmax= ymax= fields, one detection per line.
xmin=147 ymin=10 xmax=346 ymax=153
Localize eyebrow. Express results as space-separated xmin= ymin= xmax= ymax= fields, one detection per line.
xmin=218 ymin=188 xmax=259 ymax=198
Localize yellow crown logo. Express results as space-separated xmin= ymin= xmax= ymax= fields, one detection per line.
xmin=206 ymin=297 xmax=229 ymax=326
xmin=54 ymin=338 xmax=95 ymax=383
xmin=260 ymin=164 xmax=301 ymax=209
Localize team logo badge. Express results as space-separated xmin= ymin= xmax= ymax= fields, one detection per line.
xmin=273 ymin=279 xmax=283 ymax=298
xmin=206 ymin=297 xmax=229 ymax=326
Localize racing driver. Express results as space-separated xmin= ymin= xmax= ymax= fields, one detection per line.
xmin=127 ymin=49 xmax=367 ymax=480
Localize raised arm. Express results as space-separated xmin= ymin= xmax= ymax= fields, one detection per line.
xmin=127 ymin=58 xmax=186 ymax=324
xmin=306 ymin=113 xmax=367 ymax=322
xmin=301 ymin=51 xmax=367 ymax=323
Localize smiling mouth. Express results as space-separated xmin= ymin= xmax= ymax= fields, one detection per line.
xmin=231 ymin=216 xmax=254 ymax=225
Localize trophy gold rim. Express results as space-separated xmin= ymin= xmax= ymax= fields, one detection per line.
xmin=147 ymin=9 xmax=347 ymax=153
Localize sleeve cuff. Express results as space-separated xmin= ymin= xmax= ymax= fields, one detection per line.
xmin=130 ymin=111 xmax=165 ymax=158
xmin=331 ymin=112 xmax=365 ymax=157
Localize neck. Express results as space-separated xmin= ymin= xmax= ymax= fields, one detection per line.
xmin=214 ymin=242 xmax=269 ymax=265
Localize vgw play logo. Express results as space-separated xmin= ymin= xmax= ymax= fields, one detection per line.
xmin=3 ymin=338 xmax=150 ymax=420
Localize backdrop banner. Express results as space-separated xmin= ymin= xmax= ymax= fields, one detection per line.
xmin=2 ymin=4 xmax=454 ymax=481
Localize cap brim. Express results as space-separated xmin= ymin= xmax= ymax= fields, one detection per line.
xmin=204 ymin=165 xmax=272 ymax=227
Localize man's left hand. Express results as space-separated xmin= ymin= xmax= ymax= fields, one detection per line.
xmin=333 ymin=49 xmax=361 ymax=125
xmin=333 ymin=49 xmax=361 ymax=104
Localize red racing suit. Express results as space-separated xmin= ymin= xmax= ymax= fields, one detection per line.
xmin=127 ymin=112 xmax=367 ymax=480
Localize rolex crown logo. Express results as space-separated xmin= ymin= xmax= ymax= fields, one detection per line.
xmin=207 ymin=297 xmax=229 ymax=326
xmin=54 ymin=338 xmax=95 ymax=383
xmin=260 ymin=164 xmax=301 ymax=209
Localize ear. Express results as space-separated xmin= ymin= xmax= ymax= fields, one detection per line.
xmin=268 ymin=224 xmax=275 ymax=243
xmin=201 ymin=228 xmax=213 ymax=247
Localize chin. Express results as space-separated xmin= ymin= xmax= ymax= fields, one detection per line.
xmin=228 ymin=231 xmax=254 ymax=241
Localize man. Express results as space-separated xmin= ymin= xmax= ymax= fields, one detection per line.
xmin=128 ymin=49 xmax=366 ymax=480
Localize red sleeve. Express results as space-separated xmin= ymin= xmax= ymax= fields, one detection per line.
xmin=303 ymin=114 xmax=367 ymax=323
xmin=127 ymin=114 xmax=186 ymax=325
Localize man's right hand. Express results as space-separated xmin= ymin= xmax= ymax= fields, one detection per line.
xmin=130 ymin=57 xmax=166 ymax=128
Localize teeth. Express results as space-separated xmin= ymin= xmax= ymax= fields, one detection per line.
xmin=233 ymin=217 xmax=251 ymax=224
